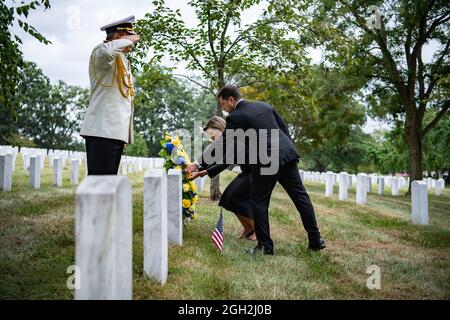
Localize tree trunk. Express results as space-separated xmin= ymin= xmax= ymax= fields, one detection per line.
xmin=209 ymin=75 xmax=224 ymax=201
xmin=405 ymin=121 xmax=423 ymax=195
xmin=210 ymin=174 xmax=221 ymax=201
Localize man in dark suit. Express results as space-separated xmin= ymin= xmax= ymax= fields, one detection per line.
xmin=186 ymin=85 xmax=325 ymax=255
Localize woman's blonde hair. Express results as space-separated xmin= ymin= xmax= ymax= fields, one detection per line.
xmin=203 ymin=116 xmax=226 ymax=132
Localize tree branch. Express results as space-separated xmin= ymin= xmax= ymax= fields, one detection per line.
xmin=154 ymin=33 xmax=213 ymax=79
xmin=207 ymin=3 xmax=218 ymax=63
xmin=342 ymin=1 xmax=407 ymax=100
xmin=223 ymin=18 xmax=282 ymax=59
xmin=412 ymin=10 xmax=450 ymax=60
xmin=424 ymin=37 xmax=450 ymax=100
xmin=422 ymin=100 xmax=450 ymax=136
xmin=172 ymin=73 xmax=215 ymax=96
xmin=219 ymin=0 xmax=235 ymax=60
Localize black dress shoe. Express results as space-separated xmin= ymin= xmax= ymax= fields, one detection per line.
xmin=307 ymin=238 xmax=326 ymax=251
xmin=246 ymin=244 xmax=274 ymax=256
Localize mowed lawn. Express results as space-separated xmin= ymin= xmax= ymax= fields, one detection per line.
xmin=0 ymin=157 xmax=449 ymax=299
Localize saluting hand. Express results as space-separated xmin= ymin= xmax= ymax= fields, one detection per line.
xmin=121 ymin=34 xmax=140 ymax=44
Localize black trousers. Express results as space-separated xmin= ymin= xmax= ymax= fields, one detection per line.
xmin=250 ymin=160 xmax=321 ymax=251
xmin=84 ymin=136 xmax=124 ymax=175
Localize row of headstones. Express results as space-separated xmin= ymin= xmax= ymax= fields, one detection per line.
xmin=0 ymin=145 xmax=165 ymax=191
xmin=120 ymin=157 xmax=165 ymax=176
xmin=74 ymin=169 xmax=207 ymax=299
xmin=299 ymin=170 xmax=446 ymax=225
xmin=300 ymin=170 xmax=445 ymax=197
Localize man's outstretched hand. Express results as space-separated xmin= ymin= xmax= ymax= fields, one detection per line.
xmin=190 ymin=170 xmax=208 ymax=180
xmin=184 ymin=163 xmax=199 ymax=174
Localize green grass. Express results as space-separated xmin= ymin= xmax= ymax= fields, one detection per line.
xmin=1 ymin=157 xmax=449 ymax=299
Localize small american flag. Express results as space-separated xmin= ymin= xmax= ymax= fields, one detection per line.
xmin=211 ymin=208 xmax=224 ymax=252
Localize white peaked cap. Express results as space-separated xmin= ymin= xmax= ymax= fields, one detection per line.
xmin=100 ymin=15 xmax=136 ymax=32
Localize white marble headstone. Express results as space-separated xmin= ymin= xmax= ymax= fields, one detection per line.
xmin=75 ymin=176 xmax=133 ymax=300
xmin=0 ymin=153 xmax=13 ymax=191
xmin=53 ymin=157 xmax=63 ymax=187
xmin=29 ymin=156 xmax=41 ymax=189
xmin=356 ymin=173 xmax=367 ymax=205
xmin=325 ymin=172 xmax=334 ymax=197
xmin=391 ymin=177 xmax=400 ymax=196
xmin=71 ymin=159 xmax=79 ymax=185
xmin=339 ymin=172 xmax=348 ymax=200
xmin=411 ymin=181 xmax=428 ymax=225
xmin=378 ymin=177 xmax=385 ymax=195
xmin=144 ymin=169 xmax=168 ymax=284
xmin=167 ymin=169 xmax=183 ymax=245
xmin=435 ymin=178 xmax=444 ymax=196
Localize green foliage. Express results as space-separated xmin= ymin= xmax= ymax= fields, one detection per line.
xmin=0 ymin=0 xmax=51 ymax=143
xmin=244 ymin=65 xmax=367 ymax=172
xmin=135 ymin=0 xmax=309 ymax=115
xmin=364 ymin=125 xmax=409 ymax=174
xmin=281 ymin=0 xmax=450 ymax=181
xmin=423 ymin=113 xmax=450 ymax=172
xmin=3 ymin=133 xmax=36 ymax=148
xmin=14 ymin=62 xmax=89 ymax=150
xmin=123 ymin=132 xmax=149 ymax=157
xmin=362 ymin=114 xmax=450 ymax=175
xmin=133 ymin=65 xmax=216 ymax=156
xmin=158 ymin=133 xmax=199 ymax=219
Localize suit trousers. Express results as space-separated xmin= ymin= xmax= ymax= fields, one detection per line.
xmin=84 ymin=136 xmax=124 ymax=175
xmin=250 ymin=160 xmax=321 ymax=251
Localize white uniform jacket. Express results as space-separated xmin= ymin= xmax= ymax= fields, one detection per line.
xmin=80 ymin=39 xmax=135 ymax=144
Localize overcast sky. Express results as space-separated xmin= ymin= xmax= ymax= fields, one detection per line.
xmin=8 ymin=0 xmax=439 ymax=133
xmin=8 ymin=0 xmax=274 ymax=87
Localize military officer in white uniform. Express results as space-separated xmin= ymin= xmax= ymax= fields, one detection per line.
xmin=80 ymin=15 xmax=139 ymax=175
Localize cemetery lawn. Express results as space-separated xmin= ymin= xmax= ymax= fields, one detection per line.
xmin=1 ymin=158 xmax=449 ymax=300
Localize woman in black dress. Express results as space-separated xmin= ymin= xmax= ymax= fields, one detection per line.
xmin=193 ymin=116 xmax=256 ymax=240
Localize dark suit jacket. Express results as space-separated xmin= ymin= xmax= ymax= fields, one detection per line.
xmin=199 ymin=100 xmax=299 ymax=178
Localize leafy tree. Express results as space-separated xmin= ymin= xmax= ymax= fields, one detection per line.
xmin=3 ymin=133 xmax=36 ymax=148
xmin=124 ymin=132 xmax=149 ymax=157
xmin=243 ymin=66 xmax=367 ymax=172
xmin=1 ymin=0 xmax=51 ymax=143
xmin=134 ymin=66 xmax=216 ymax=156
xmin=423 ymin=112 xmax=450 ymax=176
xmin=136 ymin=0 xmax=308 ymax=200
xmin=364 ymin=125 xmax=409 ymax=174
xmin=16 ymin=62 xmax=89 ymax=150
xmin=280 ymin=0 xmax=450 ymax=191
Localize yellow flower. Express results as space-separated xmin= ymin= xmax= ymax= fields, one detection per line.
xmin=183 ymin=183 xmax=190 ymax=193
xmin=182 ymin=199 xmax=191 ymax=208
xmin=164 ymin=134 xmax=171 ymax=141
xmin=172 ymin=136 xmax=181 ymax=147
xmin=192 ymin=195 xmax=199 ymax=204
xmin=175 ymin=166 xmax=182 ymax=170
xmin=190 ymin=181 xmax=197 ymax=193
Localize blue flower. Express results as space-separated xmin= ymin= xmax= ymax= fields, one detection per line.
xmin=175 ymin=156 xmax=185 ymax=165
xmin=166 ymin=142 xmax=174 ymax=153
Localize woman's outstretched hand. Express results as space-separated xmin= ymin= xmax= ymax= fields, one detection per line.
xmin=184 ymin=163 xmax=199 ymax=174
xmin=190 ymin=170 xmax=208 ymax=180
